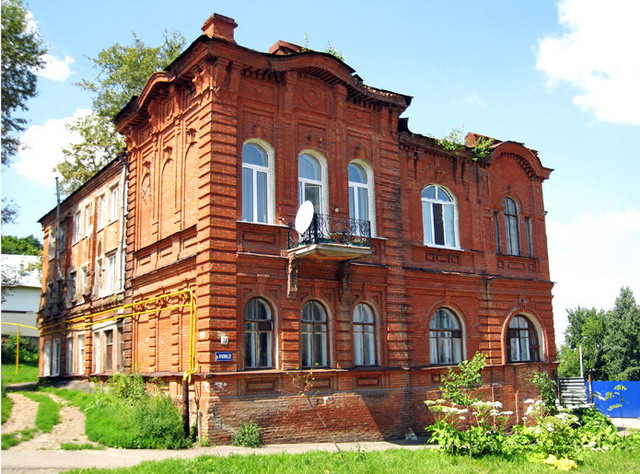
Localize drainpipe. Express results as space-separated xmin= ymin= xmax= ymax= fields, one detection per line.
xmin=182 ymin=378 xmax=190 ymax=437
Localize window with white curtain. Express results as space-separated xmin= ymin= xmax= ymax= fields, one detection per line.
xmin=301 ymin=301 xmax=328 ymax=368
xmin=353 ymin=303 xmax=376 ymax=366
xmin=244 ymin=298 xmax=273 ymax=369
xmin=508 ymin=315 xmax=540 ymax=362
xmin=429 ymin=308 xmax=463 ymax=365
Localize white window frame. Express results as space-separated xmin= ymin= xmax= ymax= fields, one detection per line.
xmin=504 ymin=197 xmax=520 ymax=256
xmin=421 ymin=185 xmax=459 ymax=249
xmin=72 ymin=210 xmax=81 ymax=244
xmin=96 ymin=194 xmax=106 ymax=230
xmin=298 ymin=150 xmax=329 ymax=216
xmin=66 ymin=270 xmax=77 ymax=306
xmin=353 ymin=303 xmax=377 ymax=366
xmin=66 ymin=335 xmax=74 ymax=374
xmin=507 ymin=315 xmax=542 ymax=363
xmin=94 ymin=256 xmax=103 ymax=297
xmin=43 ymin=340 xmax=52 ymax=377
xmin=109 ymin=184 xmax=119 ymax=223
xmin=241 ymin=140 xmax=275 ymax=224
xmin=77 ymin=264 xmax=88 ymax=300
xmin=429 ymin=308 xmax=464 ymax=365
xmin=301 ymin=300 xmax=329 ymax=368
xmin=52 ymin=338 xmax=61 ymax=376
xmin=348 ymin=161 xmax=376 ymax=237
xmin=76 ymin=334 xmax=85 ymax=375
xmin=92 ymin=321 xmax=122 ymax=374
xmin=104 ymin=253 xmax=116 ymax=296
xmin=83 ymin=203 xmax=92 ymax=238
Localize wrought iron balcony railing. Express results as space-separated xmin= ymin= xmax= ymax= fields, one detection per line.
xmin=288 ymin=214 xmax=371 ymax=249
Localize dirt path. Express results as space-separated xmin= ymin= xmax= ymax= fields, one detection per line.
xmin=3 ymin=393 xmax=38 ymax=433
xmin=4 ymin=391 xmax=95 ymax=450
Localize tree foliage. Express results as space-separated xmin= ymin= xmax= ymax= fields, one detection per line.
xmin=558 ymin=287 xmax=640 ymax=381
xmin=55 ymin=31 xmax=185 ymax=194
xmin=1 ymin=0 xmax=47 ymax=166
xmin=1 ymin=234 xmax=43 ymax=255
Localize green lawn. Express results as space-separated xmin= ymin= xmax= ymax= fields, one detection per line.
xmin=1 ymin=361 xmax=39 ymax=385
xmin=65 ymin=447 xmax=640 ymax=473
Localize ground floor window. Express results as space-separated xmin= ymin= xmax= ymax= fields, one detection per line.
xmin=92 ymin=322 xmax=122 ymax=373
xmin=244 ymin=298 xmax=273 ymax=369
xmin=301 ymin=301 xmax=328 ymax=368
xmin=76 ymin=334 xmax=85 ymax=375
xmin=429 ymin=308 xmax=463 ymax=365
xmin=507 ymin=315 xmax=540 ymax=362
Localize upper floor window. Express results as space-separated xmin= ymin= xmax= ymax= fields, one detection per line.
xmin=242 ymin=142 xmax=273 ymax=223
xmin=298 ymin=152 xmax=326 ymax=215
xmin=525 ymin=216 xmax=533 ymax=257
xmin=109 ymin=185 xmax=119 ymax=222
xmin=429 ymin=308 xmax=463 ymax=365
xmin=353 ymin=303 xmax=377 ymax=366
xmin=348 ymin=162 xmax=376 ymax=236
xmin=97 ymin=194 xmax=106 ymax=229
xmin=72 ymin=210 xmax=81 ymax=244
xmin=244 ymin=298 xmax=273 ymax=369
xmin=507 ymin=315 xmax=540 ymax=362
xmin=504 ymin=197 xmax=520 ymax=256
xmin=422 ymin=185 xmax=458 ymax=248
xmin=301 ymin=300 xmax=328 ymax=368
xmin=83 ymin=203 xmax=92 ymax=237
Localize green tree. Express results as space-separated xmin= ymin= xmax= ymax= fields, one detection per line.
xmin=1 ymin=234 xmax=43 ymax=255
xmin=603 ymin=287 xmax=640 ymax=381
xmin=558 ymin=307 xmax=608 ymax=379
xmin=55 ymin=31 xmax=185 ymax=194
xmin=1 ymin=0 xmax=47 ymax=167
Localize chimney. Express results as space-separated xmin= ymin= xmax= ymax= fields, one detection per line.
xmin=201 ymin=13 xmax=238 ymax=43
xmin=269 ymin=40 xmax=303 ymax=55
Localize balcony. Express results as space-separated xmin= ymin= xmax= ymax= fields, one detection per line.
xmin=287 ymin=214 xmax=372 ymax=261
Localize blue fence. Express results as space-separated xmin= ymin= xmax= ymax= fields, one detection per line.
xmin=586 ymin=381 xmax=640 ymax=418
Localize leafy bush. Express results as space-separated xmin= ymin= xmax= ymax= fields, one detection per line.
xmin=85 ymin=373 xmax=190 ymax=449
xmin=527 ymin=370 xmax=557 ymax=414
xmin=232 ymin=421 xmax=263 ymax=448
xmin=1 ymin=335 xmax=39 ymax=363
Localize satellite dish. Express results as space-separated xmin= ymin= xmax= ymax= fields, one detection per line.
xmin=295 ymin=201 xmax=315 ymax=234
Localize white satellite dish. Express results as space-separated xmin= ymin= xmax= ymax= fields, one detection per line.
xmin=294 ymin=201 xmax=315 ymax=234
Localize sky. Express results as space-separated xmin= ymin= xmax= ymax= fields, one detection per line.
xmin=2 ymin=0 xmax=639 ymax=343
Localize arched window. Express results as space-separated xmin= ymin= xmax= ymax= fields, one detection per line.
xmin=301 ymin=301 xmax=328 ymax=368
xmin=507 ymin=315 xmax=540 ymax=362
xmin=348 ymin=162 xmax=375 ymax=234
xmin=353 ymin=303 xmax=376 ymax=366
xmin=298 ymin=153 xmax=326 ymax=214
xmin=242 ymin=142 xmax=272 ymax=223
xmin=422 ymin=185 xmax=458 ymax=248
xmin=244 ymin=298 xmax=273 ymax=368
xmin=503 ymin=197 xmax=520 ymax=256
xmin=429 ymin=308 xmax=463 ymax=365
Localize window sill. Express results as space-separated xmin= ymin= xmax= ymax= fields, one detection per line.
xmin=424 ymin=244 xmax=464 ymax=252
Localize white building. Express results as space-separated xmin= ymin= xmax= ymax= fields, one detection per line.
xmin=2 ymin=254 xmax=41 ymax=345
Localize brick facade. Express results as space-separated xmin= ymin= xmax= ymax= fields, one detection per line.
xmin=39 ymin=13 xmax=556 ymax=443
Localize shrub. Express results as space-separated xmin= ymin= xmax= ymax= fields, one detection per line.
xmin=85 ymin=373 xmax=190 ymax=449
xmin=527 ymin=370 xmax=557 ymax=414
xmin=232 ymin=421 xmax=262 ymax=448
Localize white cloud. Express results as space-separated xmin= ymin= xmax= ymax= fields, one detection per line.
xmin=548 ymin=209 xmax=640 ymax=343
xmin=12 ymin=109 xmax=91 ymax=187
xmin=536 ymin=0 xmax=640 ymax=125
xmin=39 ymin=54 xmax=75 ymax=81
xmin=453 ymin=93 xmax=487 ymax=108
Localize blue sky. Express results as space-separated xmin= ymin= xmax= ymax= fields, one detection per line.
xmin=3 ymin=0 xmax=639 ymax=342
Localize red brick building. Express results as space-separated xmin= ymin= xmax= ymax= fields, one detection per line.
xmin=39 ymin=13 xmax=555 ymax=443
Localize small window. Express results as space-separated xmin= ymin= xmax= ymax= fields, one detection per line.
xmin=301 ymin=301 xmax=328 ymax=368
xmin=353 ymin=303 xmax=376 ymax=366
xmin=109 ymin=185 xmax=119 ymax=222
xmin=76 ymin=334 xmax=85 ymax=375
xmin=494 ymin=211 xmax=502 ymax=254
xmin=43 ymin=340 xmax=52 ymax=377
xmin=48 ymin=231 xmax=56 ymax=260
xmin=504 ymin=197 xmax=520 ymax=256
xmin=103 ymin=253 xmax=116 ymax=295
xmin=422 ymin=185 xmax=458 ymax=248
xmin=52 ymin=338 xmax=61 ymax=376
xmin=244 ymin=298 xmax=273 ymax=369
xmin=96 ymin=194 xmax=106 ymax=229
xmin=242 ymin=142 xmax=272 ymax=223
xmin=66 ymin=271 xmax=77 ymax=306
xmin=525 ymin=217 xmax=533 ymax=257
xmin=72 ymin=211 xmax=81 ymax=244
xmin=507 ymin=315 xmax=540 ymax=362
xmin=66 ymin=335 xmax=74 ymax=374
xmin=429 ymin=308 xmax=463 ymax=365
xmin=83 ymin=203 xmax=92 ymax=237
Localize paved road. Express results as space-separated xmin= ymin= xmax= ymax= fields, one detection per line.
xmin=1 ymin=440 xmax=431 ymax=473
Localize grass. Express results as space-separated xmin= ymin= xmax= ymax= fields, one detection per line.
xmin=41 ymin=387 xmax=94 ymax=410
xmin=21 ymin=392 xmax=61 ymax=433
xmin=2 ymin=385 xmax=12 ymax=424
xmin=63 ymin=447 xmax=640 ymax=473
xmin=1 ymin=361 xmax=39 ymax=385
xmin=61 ymin=442 xmax=106 ymax=450
xmin=1 ymin=427 xmax=38 ymax=450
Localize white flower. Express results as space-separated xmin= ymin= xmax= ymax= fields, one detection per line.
xmin=524 ymin=399 xmax=535 ymax=404
xmin=459 ymin=416 xmax=466 ymax=420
